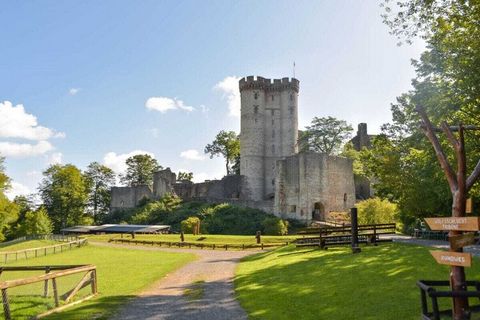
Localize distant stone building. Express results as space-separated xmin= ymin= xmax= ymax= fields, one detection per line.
xmin=110 ymin=76 xmax=359 ymax=223
xmin=350 ymin=123 xmax=377 ymax=200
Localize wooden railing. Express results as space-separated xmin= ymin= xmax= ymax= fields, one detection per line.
xmin=0 ymin=264 xmax=97 ymax=320
xmin=109 ymin=238 xmax=289 ymax=250
xmin=0 ymin=239 xmax=88 ymax=264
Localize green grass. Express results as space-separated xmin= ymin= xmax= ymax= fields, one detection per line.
xmin=0 ymin=244 xmax=195 ymax=320
xmin=0 ymin=240 xmax=59 ymax=251
xmin=235 ymin=243 xmax=480 ymax=320
xmin=86 ymin=233 xmax=297 ymax=245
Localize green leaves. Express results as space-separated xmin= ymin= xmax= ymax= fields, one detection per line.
xmin=204 ymin=130 xmax=240 ymax=175
xmin=120 ymin=154 xmax=161 ymax=187
xmin=299 ymin=116 xmax=353 ymax=155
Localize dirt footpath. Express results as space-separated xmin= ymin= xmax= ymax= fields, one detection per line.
xmin=91 ymin=242 xmax=260 ymax=320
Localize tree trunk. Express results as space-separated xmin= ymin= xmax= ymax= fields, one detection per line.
xmin=451 ymin=190 xmax=469 ymax=319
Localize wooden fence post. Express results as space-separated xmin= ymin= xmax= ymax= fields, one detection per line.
xmin=52 ymin=278 xmax=59 ymax=307
xmin=43 ymin=267 xmax=51 ymax=297
xmin=351 ymin=207 xmax=361 ymax=254
xmin=2 ymin=288 xmax=10 ymax=320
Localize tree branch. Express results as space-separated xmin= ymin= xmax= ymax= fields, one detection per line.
xmin=416 ymin=106 xmax=458 ymax=192
xmin=467 ymin=160 xmax=480 ymax=191
xmin=441 ymin=122 xmax=459 ymax=151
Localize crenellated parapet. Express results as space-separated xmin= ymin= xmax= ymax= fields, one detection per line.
xmin=239 ymin=76 xmax=299 ymax=93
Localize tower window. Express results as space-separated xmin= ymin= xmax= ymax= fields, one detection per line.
xmin=254 ymin=105 xmax=259 ymax=114
xmin=254 ymin=118 xmax=258 ymax=123
xmin=271 ymin=95 xmax=274 ymax=101
xmin=272 ymin=144 xmax=275 ymax=154
xmin=289 ymin=106 xmax=294 ymax=115
xmin=290 ymin=93 xmax=294 ymax=101
xmin=271 ymin=109 xmax=275 ymax=116
xmin=272 ymin=118 xmax=274 ymax=125
xmin=272 ymin=129 xmax=275 ymax=138
xmin=254 ymin=92 xmax=259 ymax=100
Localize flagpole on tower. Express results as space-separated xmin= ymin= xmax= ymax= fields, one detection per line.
xmin=293 ymin=61 xmax=296 ymax=78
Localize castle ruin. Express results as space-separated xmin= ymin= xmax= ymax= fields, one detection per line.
xmin=111 ymin=76 xmax=369 ymax=223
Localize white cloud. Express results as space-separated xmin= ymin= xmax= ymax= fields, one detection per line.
xmin=5 ymin=181 xmax=31 ymax=200
xmin=0 ymin=141 xmax=53 ymax=158
xmin=145 ymin=97 xmax=194 ymax=113
xmin=214 ymin=76 xmax=241 ymax=117
xmin=103 ymin=150 xmax=155 ymax=174
xmin=180 ymin=149 xmax=205 ymax=161
xmin=46 ymin=152 xmax=63 ymax=165
xmin=0 ymin=101 xmax=65 ymax=141
xmin=69 ymin=88 xmax=81 ymax=95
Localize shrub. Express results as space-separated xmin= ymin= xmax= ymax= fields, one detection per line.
xmin=262 ymin=217 xmax=289 ymax=235
xmin=356 ymin=197 xmax=398 ymax=225
xmin=181 ymin=217 xmax=200 ymax=234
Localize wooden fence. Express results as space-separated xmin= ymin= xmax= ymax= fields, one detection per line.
xmin=109 ymin=238 xmax=289 ymax=250
xmin=0 ymin=264 xmax=97 ymax=320
xmin=1 ymin=239 xmax=88 ymax=264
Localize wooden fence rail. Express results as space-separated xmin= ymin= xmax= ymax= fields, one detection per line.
xmin=0 ymin=239 xmax=88 ymax=264
xmin=0 ymin=264 xmax=97 ymax=320
xmin=109 ymin=238 xmax=289 ymax=250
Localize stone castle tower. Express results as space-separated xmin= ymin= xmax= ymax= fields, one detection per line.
xmin=239 ymin=76 xmax=299 ymax=201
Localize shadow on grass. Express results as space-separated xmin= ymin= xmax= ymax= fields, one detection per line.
xmin=235 ymin=243 xmax=480 ymax=320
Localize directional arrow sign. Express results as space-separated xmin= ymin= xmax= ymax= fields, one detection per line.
xmin=449 ymin=233 xmax=476 ymax=251
xmin=424 ymin=217 xmax=480 ymax=231
xmin=430 ymin=251 xmax=472 ymax=267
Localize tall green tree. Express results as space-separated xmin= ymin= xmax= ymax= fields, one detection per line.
xmin=16 ymin=207 xmax=53 ymax=236
xmin=39 ymin=164 xmax=89 ymax=231
xmin=299 ymin=117 xmax=353 ymax=155
xmin=120 ymin=154 xmax=161 ymax=187
xmin=0 ymin=156 xmax=19 ymax=240
xmin=84 ymin=162 xmax=115 ymax=223
xmin=364 ymin=0 xmax=480 ymax=228
xmin=204 ymin=130 xmax=240 ymax=175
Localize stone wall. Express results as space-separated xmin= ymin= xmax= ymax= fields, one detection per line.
xmin=153 ymin=168 xmax=176 ymax=198
xmin=274 ymin=152 xmax=356 ymax=223
xmin=110 ymin=185 xmax=153 ymax=211
xmin=174 ymin=175 xmax=245 ymax=201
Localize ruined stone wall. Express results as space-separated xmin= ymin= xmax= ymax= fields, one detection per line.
xmin=274 ymin=152 xmax=356 ymax=222
xmin=173 ymin=175 xmax=245 ymax=201
xmin=153 ymin=168 xmax=176 ymax=198
xmin=110 ymin=185 xmax=153 ymax=211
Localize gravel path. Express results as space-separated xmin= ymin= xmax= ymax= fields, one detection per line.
xmin=90 ymin=242 xmax=260 ymax=320
xmin=385 ymin=234 xmax=480 ymax=257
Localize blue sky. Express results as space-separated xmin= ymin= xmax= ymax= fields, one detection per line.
xmin=0 ymin=0 xmax=424 ymax=198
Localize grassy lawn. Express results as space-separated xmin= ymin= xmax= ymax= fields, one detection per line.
xmin=235 ymin=243 xmax=480 ymax=320
xmin=0 ymin=240 xmax=59 ymax=251
xmin=86 ymin=233 xmax=298 ymax=245
xmin=0 ymin=244 xmax=195 ymax=320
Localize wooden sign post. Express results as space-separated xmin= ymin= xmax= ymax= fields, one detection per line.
xmin=425 ymin=217 xmax=479 ymax=231
xmin=430 ymin=251 xmax=472 ymax=267
xmin=417 ymin=106 xmax=480 ymax=320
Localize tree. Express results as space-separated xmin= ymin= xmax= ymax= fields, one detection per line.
xmin=0 ymin=194 xmax=19 ymax=241
xmin=0 ymin=156 xmax=10 ymax=192
xmin=177 ymin=171 xmax=193 ymax=182
xmin=120 ymin=154 xmax=161 ymax=187
xmin=299 ymin=117 xmax=353 ymax=155
xmin=17 ymin=207 xmax=53 ymax=236
xmin=84 ymin=162 xmax=115 ymax=223
xmin=204 ymin=130 xmax=240 ymax=175
xmin=39 ymin=164 xmax=89 ymax=231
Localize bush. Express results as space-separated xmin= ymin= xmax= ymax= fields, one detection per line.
xmin=356 ymin=197 xmax=398 ymax=225
xmin=262 ymin=217 xmax=289 ymax=235
xmin=181 ymin=217 xmax=200 ymax=234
